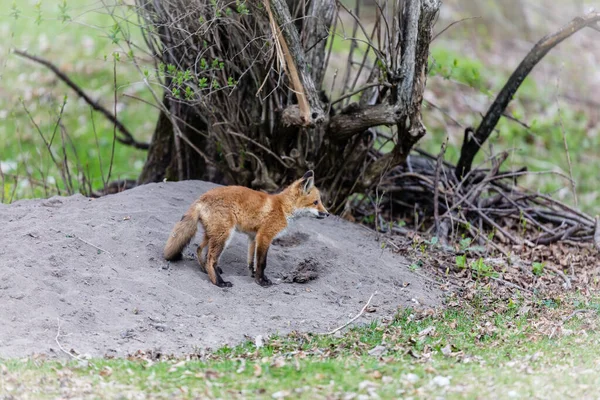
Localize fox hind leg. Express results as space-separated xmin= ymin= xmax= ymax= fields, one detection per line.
xmin=196 ymin=234 xmax=208 ymax=272
xmin=196 ymin=233 xmax=222 ymax=274
xmin=205 ymin=239 xmax=232 ymax=287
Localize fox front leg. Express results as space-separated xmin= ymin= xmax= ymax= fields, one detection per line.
xmin=254 ymin=233 xmax=274 ymax=287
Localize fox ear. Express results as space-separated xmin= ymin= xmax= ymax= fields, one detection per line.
xmin=301 ymin=170 xmax=314 ymax=193
xmin=302 ymin=170 xmax=314 ymax=180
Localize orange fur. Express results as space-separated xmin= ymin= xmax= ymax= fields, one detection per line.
xmin=163 ymin=170 xmax=329 ymax=288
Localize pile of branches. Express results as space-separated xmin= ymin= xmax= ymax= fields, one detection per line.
xmin=354 ymin=141 xmax=600 ymax=251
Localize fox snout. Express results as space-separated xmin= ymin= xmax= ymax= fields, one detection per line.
xmin=317 ymin=211 xmax=329 ymax=219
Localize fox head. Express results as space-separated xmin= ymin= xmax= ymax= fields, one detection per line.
xmin=289 ymin=170 xmax=330 ymax=219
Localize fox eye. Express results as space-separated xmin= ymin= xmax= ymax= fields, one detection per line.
xmin=313 ymin=200 xmax=318 ymax=205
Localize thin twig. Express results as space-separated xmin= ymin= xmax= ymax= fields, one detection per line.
xmin=55 ymin=318 xmax=83 ymax=360
xmin=324 ymin=292 xmax=376 ymax=335
xmin=555 ymin=76 xmax=578 ymax=207
xmin=331 ymin=82 xmax=390 ymax=106
xmin=434 ymin=138 xmax=448 ymax=238
xmin=594 ymin=216 xmax=600 ymax=251
xmin=561 ymin=309 xmax=596 ymax=324
xmin=491 ymin=277 xmax=534 ymax=295
xmin=431 ymin=16 xmax=481 ymax=42
xmin=546 ymin=265 xmax=571 ymax=290
xmin=106 ymin=55 xmax=118 ymax=184
xmin=72 ymin=235 xmax=113 ymax=257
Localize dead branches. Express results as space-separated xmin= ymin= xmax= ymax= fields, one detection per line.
xmin=358 ymin=145 xmax=597 ymax=249
xmin=456 ymin=11 xmax=600 ymax=179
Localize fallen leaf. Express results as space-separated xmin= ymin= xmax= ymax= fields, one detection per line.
xmin=368 ymin=345 xmax=387 ymax=357
xmin=431 ymin=375 xmax=451 ymax=387
xmin=358 ymin=380 xmax=378 ymax=391
xmin=271 ymin=390 xmax=291 ymax=399
xmin=418 ymin=326 xmax=435 ymax=337
xmin=271 ymin=357 xmax=285 ymax=368
xmin=441 ymin=344 xmax=452 ymax=357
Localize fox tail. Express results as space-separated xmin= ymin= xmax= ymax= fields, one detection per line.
xmin=163 ymin=202 xmax=202 ymax=261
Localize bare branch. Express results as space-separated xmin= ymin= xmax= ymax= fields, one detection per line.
xmin=13 ymin=49 xmax=149 ymax=150
xmin=456 ymin=11 xmax=600 ymax=179
xmin=328 ymin=104 xmax=401 ymax=141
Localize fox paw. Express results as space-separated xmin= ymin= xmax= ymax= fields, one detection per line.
xmin=255 ymin=276 xmax=272 ymax=287
xmin=217 ymin=280 xmax=233 ymax=288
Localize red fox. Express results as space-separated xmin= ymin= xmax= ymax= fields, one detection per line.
xmin=163 ymin=170 xmax=329 ymax=288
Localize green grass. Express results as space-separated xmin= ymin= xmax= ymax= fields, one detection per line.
xmin=0 ymin=0 xmax=156 ymax=200
xmin=2 ymin=300 xmax=599 ymax=399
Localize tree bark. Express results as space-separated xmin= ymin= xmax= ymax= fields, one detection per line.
xmin=137 ymin=96 xmax=176 ymax=184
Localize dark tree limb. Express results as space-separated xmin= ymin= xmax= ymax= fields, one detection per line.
xmin=455 ymin=11 xmax=600 ymax=180
xmin=13 ymin=49 xmax=150 ymax=150
xmin=327 ymin=104 xmax=402 ymax=141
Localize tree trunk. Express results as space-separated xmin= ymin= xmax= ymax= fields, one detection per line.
xmin=135 ymin=0 xmax=441 ymax=211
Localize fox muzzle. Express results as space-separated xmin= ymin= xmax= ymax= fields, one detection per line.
xmin=317 ymin=211 xmax=330 ymax=219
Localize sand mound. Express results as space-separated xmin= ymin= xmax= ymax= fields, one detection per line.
xmin=0 ymin=181 xmax=441 ymax=358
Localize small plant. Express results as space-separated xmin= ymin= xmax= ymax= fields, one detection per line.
xmin=10 ymin=1 xmax=20 ymax=20
xmin=108 ymin=24 xmax=121 ymax=44
xmin=34 ymin=1 xmax=43 ymax=25
xmin=58 ymin=0 xmax=71 ymax=23
xmin=409 ymin=260 xmax=423 ymax=271
xmin=470 ymin=258 xmax=498 ymax=279
xmin=236 ymin=0 xmax=250 ymax=15
xmin=459 ymin=237 xmax=472 ymax=251
xmin=456 ymin=255 xmax=467 ymax=269
xmin=532 ymin=262 xmax=545 ymax=276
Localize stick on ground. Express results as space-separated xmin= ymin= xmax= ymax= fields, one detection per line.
xmin=324 ymin=292 xmax=376 ymax=335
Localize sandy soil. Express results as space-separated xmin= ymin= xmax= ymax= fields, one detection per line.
xmin=0 ymin=181 xmax=442 ymax=358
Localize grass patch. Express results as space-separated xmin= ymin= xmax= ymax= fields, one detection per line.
xmin=2 ymin=297 xmax=599 ymax=399
xmin=0 ymin=0 xmax=155 ymax=200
